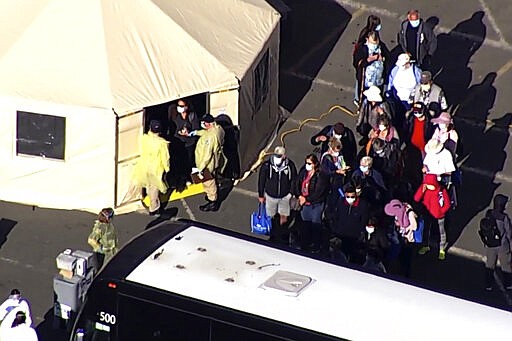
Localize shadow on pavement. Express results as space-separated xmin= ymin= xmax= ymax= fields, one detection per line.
xmin=279 ymin=0 xmax=351 ymax=112
xmin=36 ymin=307 xmax=70 ymax=341
xmin=0 ymin=218 xmax=17 ymax=250
xmin=145 ymin=207 xmax=179 ymax=230
xmin=410 ymin=251 xmax=512 ymax=312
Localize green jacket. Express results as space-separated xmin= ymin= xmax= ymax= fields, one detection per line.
xmin=195 ymin=123 xmax=226 ymax=174
xmin=88 ymin=221 xmax=118 ymax=257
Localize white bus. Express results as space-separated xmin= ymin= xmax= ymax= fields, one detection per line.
xmin=70 ymin=220 xmax=512 ymax=341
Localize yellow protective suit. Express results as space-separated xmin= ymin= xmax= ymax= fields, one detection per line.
xmin=195 ymin=123 xmax=226 ymax=174
xmin=132 ymin=132 xmax=170 ymax=193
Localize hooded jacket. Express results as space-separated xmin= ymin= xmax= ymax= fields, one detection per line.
xmin=414 ymin=174 xmax=451 ymax=218
xmin=258 ymin=157 xmax=297 ymax=199
xmin=195 ymin=123 xmax=226 ymax=175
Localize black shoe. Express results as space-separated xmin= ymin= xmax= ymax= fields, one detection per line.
xmin=199 ymin=201 xmax=219 ymax=212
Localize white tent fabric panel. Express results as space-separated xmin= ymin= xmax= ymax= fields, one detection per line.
xmin=0 ymin=0 xmax=240 ymax=113
xmin=154 ymin=0 xmax=280 ymax=78
xmin=0 ymin=98 xmax=116 ymax=210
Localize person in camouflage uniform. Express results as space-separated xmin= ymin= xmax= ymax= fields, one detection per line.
xmin=88 ymin=208 xmax=118 ymax=268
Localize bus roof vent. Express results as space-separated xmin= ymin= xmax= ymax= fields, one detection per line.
xmin=259 ymin=270 xmax=314 ymax=297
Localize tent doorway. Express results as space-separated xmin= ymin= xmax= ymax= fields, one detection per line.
xmin=143 ymin=93 xmax=208 ymax=192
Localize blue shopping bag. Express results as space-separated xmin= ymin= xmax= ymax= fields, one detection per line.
xmin=251 ymin=203 xmax=272 ymax=235
xmin=413 ymin=217 xmax=425 ymax=243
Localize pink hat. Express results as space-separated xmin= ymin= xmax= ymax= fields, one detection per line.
xmin=431 ymin=112 xmax=452 ymax=125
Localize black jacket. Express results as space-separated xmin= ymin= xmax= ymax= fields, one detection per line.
xmin=405 ymin=114 xmax=434 ymax=144
xmin=258 ymin=158 xmax=297 ymax=199
xmin=362 ymin=228 xmax=391 ymax=261
xmin=326 ymin=197 xmax=370 ymax=239
xmin=353 ymin=41 xmax=391 ymax=85
xmin=398 ymin=19 xmax=437 ymax=66
xmin=293 ymin=168 xmax=329 ymax=205
xmin=310 ymin=125 xmax=357 ymax=166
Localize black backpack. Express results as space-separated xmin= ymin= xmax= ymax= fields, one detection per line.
xmin=478 ymin=215 xmax=502 ymax=248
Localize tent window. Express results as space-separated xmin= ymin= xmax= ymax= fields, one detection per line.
xmin=253 ymin=50 xmax=270 ymax=113
xmin=16 ymin=111 xmax=66 ymax=160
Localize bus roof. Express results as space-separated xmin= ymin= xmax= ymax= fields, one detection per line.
xmin=125 ymin=224 xmax=512 ymax=340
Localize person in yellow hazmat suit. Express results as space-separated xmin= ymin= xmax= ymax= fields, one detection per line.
xmin=132 ymin=120 xmax=170 ymax=215
xmin=193 ymin=114 xmax=226 ymax=212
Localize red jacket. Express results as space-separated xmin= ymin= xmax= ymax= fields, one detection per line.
xmin=414 ymin=174 xmax=451 ymax=219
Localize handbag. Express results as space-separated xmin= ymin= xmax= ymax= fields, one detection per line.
xmin=191 ymin=169 xmax=213 ymax=184
xmin=251 ymin=203 xmax=272 ymax=235
xmin=290 ymin=196 xmax=302 ymax=211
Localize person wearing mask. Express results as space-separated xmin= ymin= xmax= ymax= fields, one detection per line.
xmin=398 ymin=9 xmax=437 ymax=70
xmin=0 ymin=289 xmax=32 ymax=327
xmin=194 ymin=114 xmax=227 ymax=212
xmin=351 ymin=156 xmax=387 ymax=210
xmin=293 ymin=154 xmax=329 ymax=252
xmin=414 ymin=174 xmax=451 ymax=260
xmin=362 ymin=216 xmax=390 ymax=273
xmin=88 ymin=207 xmax=118 ymax=268
xmin=321 ymin=138 xmax=350 ymax=200
xmin=311 ymin=122 xmax=357 ymax=166
xmin=387 ymin=53 xmax=422 ymax=133
xmin=480 ymin=194 xmax=512 ymax=290
xmin=369 ymin=138 xmax=402 ymax=190
xmin=132 ymin=120 xmax=170 ymax=215
xmin=353 ymin=31 xmax=390 ymax=107
xmin=410 ymin=71 xmax=448 ymax=117
xmin=368 ymin=115 xmax=400 ymax=149
xmin=430 ymin=112 xmax=459 ymax=160
xmin=173 ymin=99 xmax=200 ymax=174
xmin=258 ymin=146 xmax=297 ymax=240
xmin=325 ymin=184 xmax=369 ymax=263
xmin=356 ymin=86 xmax=393 ymax=140
xmin=0 ymin=311 xmax=38 ymax=341
xmin=384 ymin=199 xmax=418 ymax=276
xmin=405 ymin=102 xmax=434 ymax=158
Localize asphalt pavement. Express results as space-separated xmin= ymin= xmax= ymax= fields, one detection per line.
xmin=2 ymin=1 xmax=512 ymax=340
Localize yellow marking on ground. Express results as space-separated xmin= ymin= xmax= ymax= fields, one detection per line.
xmin=142 ymin=183 xmax=204 ymax=207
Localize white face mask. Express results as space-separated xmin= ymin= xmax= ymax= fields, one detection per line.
xmin=305 ymin=163 xmax=314 ymax=171
xmin=346 ymin=197 xmax=356 ymax=205
xmin=409 ymin=19 xmax=420 ymax=28
xmin=200 ymin=122 xmax=207 ymax=129
xmin=334 ymin=133 xmax=342 ymax=140
xmin=414 ymin=112 xmax=424 ymax=117
xmin=355 ymin=188 xmax=362 ymax=194
xmin=360 ymin=166 xmax=369 ymax=173
xmin=438 ymin=123 xmax=447 ymax=130
xmin=331 ymin=151 xmax=340 ymax=157
xmin=366 ymin=226 xmax=375 ymax=234
xmin=375 ymin=24 xmax=382 ymax=31
xmin=375 ymin=149 xmax=384 ymax=155
xmin=273 ymin=156 xmax=283 ymax=165
xmin=177 ymin=106 xmax=186 ymax=113
xmin=378 ymin=124 xmax=386 ymax=131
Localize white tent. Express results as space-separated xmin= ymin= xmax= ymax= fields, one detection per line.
xmin=0 ymin=0 xmax=280 ymax=211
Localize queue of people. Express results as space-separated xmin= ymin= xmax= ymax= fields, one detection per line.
xmin=256 ymin=9 xmax=472 ymax=280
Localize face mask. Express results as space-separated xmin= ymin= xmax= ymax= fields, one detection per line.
xmin=360 ymin=166 xmax=369 ymax=173
xmin=355 ymin=188 xmax=362 ymax=194
xmin=305 ymin=163 xmax=313 ymax=171
xmin=375 ymin=149 xmax=384 ymax=155
xmin=414 ymin=112 xmax=424 ymax=117
xmin=332 ymin=151 xmax=339 ymax=157
xmin=378 ymin=124 xmax=386 ymax=131
xmin=334 ymin=133 xmax=342 ymax=140
xmin=367 ymin=43 xmax=378 ymax=51
xmin=177 ymin=106 xmax=186 ymax=113
xmin=420 ymin=84 xmax=430 ymax=92
xmin=201 ymin=122 xmax=207 ymax=129
xmin=346 ymin=197 xmax=356 ymax=205
xmin=273 ymin=156 xmax=283 ymax=165
xmin=410 ymin=19 xmax=420 ymax=28
xmin=438 ymin=123 xmax=447 ymax=130
xmin=375 ymin=24 xmax=382 ymax=31
xmin=366 ymin=226 xmax=375 ymax=234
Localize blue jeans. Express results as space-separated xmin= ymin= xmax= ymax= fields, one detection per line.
xmin=301 ymin=203 xmax=325 ymax=248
